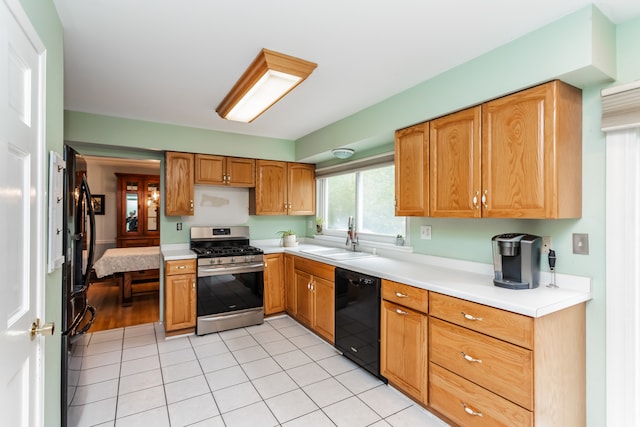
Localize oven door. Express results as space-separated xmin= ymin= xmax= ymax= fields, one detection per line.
xmin=196 ymin=262 xmax=264 ymax=335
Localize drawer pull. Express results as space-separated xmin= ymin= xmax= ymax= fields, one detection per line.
xmin=395 ymin=292 xmax=409 ymax=298
xmin=177 ymin=265 xmax=187 ymax=269
xmin=461 ymin=352 xmax=482 ymax=363
xmin=461 ymin=312 xmax=483 ymax=321
xmin=395 ymin=308 xmax=408 ymax=315
xmin=462 ymin=402 xmax=483 ymax=417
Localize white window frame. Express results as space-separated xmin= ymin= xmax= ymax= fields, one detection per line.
xmin=315 ymin=158 xmax=408 ymax=247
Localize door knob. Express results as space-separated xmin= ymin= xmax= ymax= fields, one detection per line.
xmin=31 ymin=318 xmax=55 ymax=337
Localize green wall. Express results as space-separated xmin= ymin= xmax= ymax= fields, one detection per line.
xmin=295 ymin=8 xmax=640 ymax=427
xmin=24 ymin=1 xmax=640 ymax=425
xmin=18 ymin=1 xmax=64 ymax=426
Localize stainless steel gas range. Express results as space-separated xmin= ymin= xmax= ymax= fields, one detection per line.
xmin=190 ymin=226 xmax=265 ymax=335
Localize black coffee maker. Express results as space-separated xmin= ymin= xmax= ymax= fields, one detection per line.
xmin=491 ymin=233 xmax=541 ymax=289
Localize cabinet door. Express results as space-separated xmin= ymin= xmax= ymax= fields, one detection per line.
xmin=430 ymin=107 xmax=482 ymax=218
xmin=227 ymin=157 xmax=255 ymax=187
xmin=165 ymin=152 xmax=195 ymax=216
xmin=482 ymin=83 xmax=553 ymax=218
xmin=294 ymin=269 xmax=313 ymax=327
xmin=252 ymin=160 xmax=287 ymax=215
xmin=312 ymin=276 xmax=334 ymax=343
xmin=165 ymin=273 xmax=196 ymax=331
xmin=264 ymin=254 xmax=285 ymax=315
xmin=395 ymin=123 xmax=429 ymax=216
xmin=288 ymin=163 xmax=316 ymax=215
xmin=284 ymin=254 xmax=296 ymax=315
xmin=195 ymin=154 xmax=225 ymax=185
xmin=380 ymin=300 xmax=428 ymax=404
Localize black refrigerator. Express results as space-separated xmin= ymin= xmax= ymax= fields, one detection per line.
xmin=61 ymin=145 xmax=97 ymax=426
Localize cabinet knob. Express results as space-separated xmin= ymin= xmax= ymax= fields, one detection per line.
xmin=461 ymin=312 xmax=483 ymax=321
xmin=472 ymin=191 xmax=480 ymax=209
xmin=461 ymin=351 xmax=482 ymax=364
xmin=481 ymin=190 xmax=488 ymax=209
xmin=462 ymin=402 xmax=483 ymax=417
xmin=192 ymin=280 xmax=196 ymax=289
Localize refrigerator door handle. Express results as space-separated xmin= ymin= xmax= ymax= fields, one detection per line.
xmin=80 ymin=174 xmax=96 ymax=292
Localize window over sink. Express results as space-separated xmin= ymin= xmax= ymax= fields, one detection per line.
xmin=316 ymin=162 xmax=406 ymax=244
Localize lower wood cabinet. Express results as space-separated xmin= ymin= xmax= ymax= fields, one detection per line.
xmin=428 ymin=292 xmax=586 ymax=427
xmin=263 ymin=253 xmax=285 ymax=315
xmin=290 ymin=256 xmax=335 ymax=343
xmin=429 ymin=362 xmax=533 ymax=427
xmin=164 ymin=259 xmax=197 ymax=334
xmin=380 ymin=280 xmax=428 ymax=404
xmin=284 ymin=254 xmax=296 ymax=315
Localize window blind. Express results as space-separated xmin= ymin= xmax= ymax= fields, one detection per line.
xmin=315 ymin=152 xmax=394 ymax=178
xmin=601 ymin=80 xmax=640 ymax=132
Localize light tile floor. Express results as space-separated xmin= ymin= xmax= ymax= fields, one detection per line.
xmin=68 ymin=315 xmax=449 ymax=427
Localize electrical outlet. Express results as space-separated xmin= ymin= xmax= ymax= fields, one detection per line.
xmin=542 ymin=236 xmax=552 ymax=254
xmin=176 ymin=222 xmax=182 ymax=231
xmin=420 ymin=225 xmax=432 ymax=240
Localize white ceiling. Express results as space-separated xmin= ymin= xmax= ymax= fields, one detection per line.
xmin=53 ymin=0 xmax=640 ymax=142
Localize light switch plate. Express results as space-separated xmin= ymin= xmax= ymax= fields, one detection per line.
xmin=421 ymin=225 xmax=432 ymax=240
xmin=572 ymin=233 xmax=589 ymax=255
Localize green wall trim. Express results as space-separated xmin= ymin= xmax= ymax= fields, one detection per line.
xmin=65 ymin=110 xmax=296 ymax=161
xmin=295 ymin=4 xmax=616 ymax=161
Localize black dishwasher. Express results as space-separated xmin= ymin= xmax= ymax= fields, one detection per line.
xmin=335 ymin=267 xmax=386 ymax=381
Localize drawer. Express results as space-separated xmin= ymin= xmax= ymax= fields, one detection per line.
xmin=429 ymin=317 xmax=533 ymax=410
xmin=382 ymin=279 xmax=428 ymax=313
xmin=294 ymin=256 xmax=335 ymax=281
xmin=165 ymin=259 xmax=197 ymax=276
xmin=429 ymin=363 xmax=533 ymax=427
xmin=429 ymin=292 xmax=533 ymax=348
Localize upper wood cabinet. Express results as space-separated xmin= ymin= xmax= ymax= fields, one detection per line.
xmin=419 ymin=80 xmax=582 ymax=219
xmin=165 ymin=151 xmax=195 ymax=216
xmin=430 ymin=106 xmax=482 ymax=218
xmin=250 ymin=160 xmax=315 ymax=215
xmin=395 ymin=122 xmax=429 ymax=216
xmin=482 ymin=80 xmax=582 ymax=218
xmin=195 ymin=154 xmax=255 ymax=187
xmin=115 ymin=173 xmax=160 ymax=247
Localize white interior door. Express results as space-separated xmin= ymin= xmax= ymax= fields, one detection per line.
xmin=0 ymin=0 xmax=47 ymax=426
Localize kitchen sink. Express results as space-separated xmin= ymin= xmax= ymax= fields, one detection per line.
xmin=299 ymin=247 xmax=375 ymax=260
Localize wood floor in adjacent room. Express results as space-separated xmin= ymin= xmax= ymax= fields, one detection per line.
xmin=87 ymin=278 xmax=160 ymax=332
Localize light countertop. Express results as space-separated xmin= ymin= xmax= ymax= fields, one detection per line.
xmin=161 ymin=244 xmax=197 ymax=261
xmin=258 ymin=242 xmax=592 ymax=318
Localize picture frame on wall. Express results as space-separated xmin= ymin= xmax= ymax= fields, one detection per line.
xmin=91 ymin=194 xmax=105 ymax=215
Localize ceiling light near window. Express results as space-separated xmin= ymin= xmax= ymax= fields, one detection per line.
xmin=216 ymin=48 xmax=317 ymax=123
xmin=332 ymin=148 xmax=354 ymax=159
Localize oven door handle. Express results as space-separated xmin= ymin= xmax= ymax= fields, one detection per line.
xmin=198 ymin=263 xmax=265 ymax=277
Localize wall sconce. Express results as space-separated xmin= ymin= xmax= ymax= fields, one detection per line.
xmin=216 ymin=48 xmax=317 ymax=123
xmin=332 ymin=148 xmax=355 ymax=159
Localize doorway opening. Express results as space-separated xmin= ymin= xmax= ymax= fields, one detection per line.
xmin=81 ymin=155 xmax=162 ymax=332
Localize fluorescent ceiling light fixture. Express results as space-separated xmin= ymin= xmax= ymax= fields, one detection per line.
xmin=332 ymin=148 xmax=354 ymax=159
xmin=216 ymin=48 xmax=317 ymax=123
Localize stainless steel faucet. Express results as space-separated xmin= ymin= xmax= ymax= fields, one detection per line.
xmin=346 ymin=216 xmax=358 ymax=251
